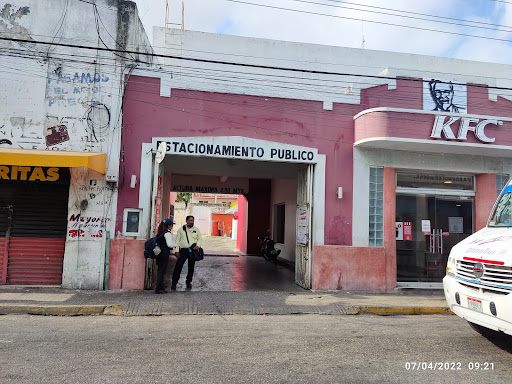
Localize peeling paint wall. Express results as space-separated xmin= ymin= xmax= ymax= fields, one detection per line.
xmin=0 ymin=0 xmax=153 ymax=289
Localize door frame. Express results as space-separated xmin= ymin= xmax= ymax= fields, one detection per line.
xmin=139 ymin=139 xmax=326 ymax=289
xmin=395 ymin=188 xmax=475 ymax=288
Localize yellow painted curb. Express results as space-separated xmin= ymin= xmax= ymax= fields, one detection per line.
xmin=359 ymin=306 xmax=453 ymax=315
xmin=103 ymin=305 xmax=131 ymax=316
xmin=0 ymin=304 xmax=106 ymax=316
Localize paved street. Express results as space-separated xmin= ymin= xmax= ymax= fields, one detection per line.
xmin=1 ymin=314 xmax=511 ymax=384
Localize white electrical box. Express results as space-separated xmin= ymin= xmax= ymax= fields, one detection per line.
xmin=106 ymin=174 xmax=118 ymax=183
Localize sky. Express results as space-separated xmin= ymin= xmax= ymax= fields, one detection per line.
xmin=132 ymin=0 xmax=512 ymax=65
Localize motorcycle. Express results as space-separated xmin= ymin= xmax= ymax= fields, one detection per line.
xmin=258 ymin=233 xmax=281 ymax=263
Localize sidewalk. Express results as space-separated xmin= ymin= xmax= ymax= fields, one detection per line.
xmin=0 ymin=286 xmax=451 ymax=316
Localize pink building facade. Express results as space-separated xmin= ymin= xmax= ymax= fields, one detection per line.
xmin=112 ymin=29 xmax=512 ymax=290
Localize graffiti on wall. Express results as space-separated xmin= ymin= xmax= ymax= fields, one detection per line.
xmin=7 ymin=117 xmax=43 ymax=146
xmin=44 ymin=116 xmax=78 ymax=149
xmin=43 ymin=111 xmax=109 ymax=151
xmin=67 ymin=213 xmax=110 ymax=239
xmin=0 ymin=4 xmax=33 ymax=42
xmin=47 ymin=72 xmax=110 ymax=108
xmin=84 ymin=102 xmax=111 ymax=140
xmin=45 ymin=124 xmax=70 ymax=146
xmin=0 ymin=125 xmax=12 ymax=145
xmin=47 ymin=72 xmax=110 ymax=84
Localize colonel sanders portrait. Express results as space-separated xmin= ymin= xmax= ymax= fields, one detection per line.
xmin=428 ymin=79 xmax=462 ymax=113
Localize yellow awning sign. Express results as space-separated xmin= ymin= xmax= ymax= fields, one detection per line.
xmin=0 ymin=148 xmax=106 ymax=175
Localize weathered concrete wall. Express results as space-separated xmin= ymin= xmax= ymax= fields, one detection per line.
xmin=109 ymin=239 xmax=145 ymax=290
xmin=0 ymin=0 xmax=153 ymax=289
xmin=475 ymin=174 xmax=497 ymax=231
xmin=62 ymin=168 xmax=112 ymax=289
xmin=312 ymin=246 xmax=388 ymax=290
xmin=383 ymin=167 xmax=397 ymax=290
xmin=237 ymin=195 xmax=248 ymax=254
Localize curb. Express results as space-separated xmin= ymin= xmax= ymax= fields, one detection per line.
xmin=0 ymin=304 xmax=107 ymax=316
xmin=0 ymin=304 xmax=453 ymax=316
xmin=357 ymin=306 xmax=453 ymax=316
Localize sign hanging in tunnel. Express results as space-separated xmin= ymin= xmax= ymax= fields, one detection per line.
xmin=170 ymin=174 xmax=249 ymax=194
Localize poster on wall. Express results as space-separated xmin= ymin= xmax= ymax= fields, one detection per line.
xmin=396 ymin=222 xmax=404 ymax=240
xmin=421 ymin=220 xmax=431 ymax=235
xmin=297 ymin=205 xmax=308 ymax=245
xmin=403 ymin=222 xmax=413 ymax=241
xmin=423 ymin=78 xmax=467 ymax=113
xmin=449 ymin=217 xmax=463 ymax=234
xmin=154 ymin=176 xmax=162 ymax=233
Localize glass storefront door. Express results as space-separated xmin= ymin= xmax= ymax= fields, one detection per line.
xmin=396 ymin=194 xmax=473 ymax=282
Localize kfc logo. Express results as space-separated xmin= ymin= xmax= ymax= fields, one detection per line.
xmin=430 ymin=116 xmax=502 ymax=143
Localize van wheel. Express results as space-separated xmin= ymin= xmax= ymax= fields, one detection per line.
xmin=468 ymin=321 xmax=503 ymax=340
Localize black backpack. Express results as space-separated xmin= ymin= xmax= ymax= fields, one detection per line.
xmin=144 ymin=232 xmax=166 ymax=259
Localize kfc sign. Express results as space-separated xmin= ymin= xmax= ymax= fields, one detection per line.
xmin=430 ymin=115 xmax=502 ymax=143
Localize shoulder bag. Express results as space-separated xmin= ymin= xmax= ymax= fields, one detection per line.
xmin=183 ymin=225 xmax=204 ymax=261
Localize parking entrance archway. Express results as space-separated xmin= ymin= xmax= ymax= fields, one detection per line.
xmin=140 ymin=137 xmax=325 ymax=290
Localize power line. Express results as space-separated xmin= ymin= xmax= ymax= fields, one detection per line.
xmin=1 ymin=40 xmax=511 ymax=109
xmin=286 ymin=0 xmax=512 ymax=33
xmin=224 ymin=0 xmax=512 ymax=43
xmin=2 ymin=35 xmax=512 ymax=93
xmin=2 ymin=46 xmax=512 ymax=119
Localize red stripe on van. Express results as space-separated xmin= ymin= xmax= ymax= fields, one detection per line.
xmin=463 ymin=257 xmax=504 ymax=265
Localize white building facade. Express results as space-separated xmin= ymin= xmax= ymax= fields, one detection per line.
xmin=0 ymin=0 xmax=153 ymax=289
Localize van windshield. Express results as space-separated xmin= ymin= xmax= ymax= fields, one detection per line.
xmin=489 ymin=185 xmax=512 ymax=227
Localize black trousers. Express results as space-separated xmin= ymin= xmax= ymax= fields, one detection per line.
xmin=155 ymin=254 xmax=169 ymax=292
xmin=172 ymin=248 xmax=195 ymax=286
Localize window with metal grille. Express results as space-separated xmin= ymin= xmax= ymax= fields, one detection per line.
xmin=369 ymin=167 xmax=384 ymax=247
xmin=497 ymin=174 xmax=510 ymax=197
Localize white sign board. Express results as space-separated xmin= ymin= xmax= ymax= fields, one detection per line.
xmin=421 ymin=220 xmax=431 ymax=234
xmin=171 ymin=174 xmax=249 ymax=194
xmin=297 ymin=205 xmax=308 ymax=245
xmin=396 ymin=222 xmax=403 ymax=241
xmin=153 ymin=136 xmax=318 ymax=164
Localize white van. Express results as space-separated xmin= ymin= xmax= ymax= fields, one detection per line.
xmin=443 ymin=183 xmax=512 ymax=340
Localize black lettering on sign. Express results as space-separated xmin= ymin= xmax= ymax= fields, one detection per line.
xmin=222 ymin=146 xmax=232 ymax=156
xmin=172 ymin=185 xmax=193 ymax=192
xmin=161 ymin=141 xmax=314 ymax=162
xmin=195 ymin=186 xmax=218 ymax=193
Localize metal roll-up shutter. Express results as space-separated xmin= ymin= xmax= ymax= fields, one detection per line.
xmin=0 ymin=167 xmax=70 ymax=285
xmin=0 ymin=206 xmax=12 ymax=284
